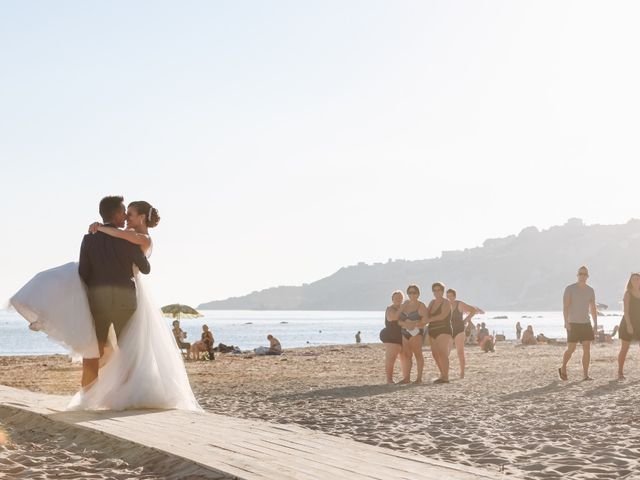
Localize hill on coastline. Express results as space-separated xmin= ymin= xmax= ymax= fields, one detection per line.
xmin=198 ymin=219 xmax=640 ymax=311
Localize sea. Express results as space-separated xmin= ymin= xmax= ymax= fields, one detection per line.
xmin=0 ymin=309 xmax=625 ymax=356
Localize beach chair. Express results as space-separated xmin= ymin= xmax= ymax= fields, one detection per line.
xmin=178 ymin=344 xmax=190 ymax=360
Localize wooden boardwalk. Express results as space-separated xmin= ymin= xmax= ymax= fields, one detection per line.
xmin=0 ymin=385 xmax=503 ymax=480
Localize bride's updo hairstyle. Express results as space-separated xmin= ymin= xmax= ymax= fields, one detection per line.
xmin=129 ymin=201 xmax=161 ymax=228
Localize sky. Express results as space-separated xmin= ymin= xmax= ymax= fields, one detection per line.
xmin=2 ymin=1 xmax=640 ymax=307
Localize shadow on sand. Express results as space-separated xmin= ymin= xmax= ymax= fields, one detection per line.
xmin=48 ymin=407 xmax=172 ymax=424
xmin=499 ymin=380 xmax=580 ymax=402
xmin=582 ymin=379 xmax=640 ymax=398
xmin=273 ymin=383 xmax=423 ymax=401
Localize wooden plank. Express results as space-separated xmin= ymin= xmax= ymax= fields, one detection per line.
xmin=0 ymin=385 xmax=505 ymax=480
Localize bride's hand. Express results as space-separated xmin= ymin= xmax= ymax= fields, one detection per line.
xmin=88 ymin=222 xmax=102 ymax=234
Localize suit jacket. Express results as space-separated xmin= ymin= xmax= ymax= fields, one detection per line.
xmin=78 ymin=226 xmax=151 ymax=312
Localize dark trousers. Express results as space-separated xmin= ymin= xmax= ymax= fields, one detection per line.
xmin=88 ymin=286 xmax=137 ymax=355
xmin=92 ymin=308 xmax=136 ymax=353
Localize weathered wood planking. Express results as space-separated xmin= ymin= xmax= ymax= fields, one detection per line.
xmin=0 ymin=385 xmax=505 ymax=480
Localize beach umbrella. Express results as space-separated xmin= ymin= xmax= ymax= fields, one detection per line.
xmin=161 ymin=304 xmax=203 ymax=320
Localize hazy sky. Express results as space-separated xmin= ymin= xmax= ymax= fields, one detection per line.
xmin=2 ymin=1 xmax=640 ymax=306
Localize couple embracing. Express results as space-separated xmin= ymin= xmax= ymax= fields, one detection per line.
xmin=10 ymin=196 xmax=200 ymax=411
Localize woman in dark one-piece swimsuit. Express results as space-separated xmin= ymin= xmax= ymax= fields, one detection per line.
xmin=380 ymin=290 xmax=408 ymax=384
xmin=426 ymin=282 xmax=453 ymax=383
xmin=446 ymin=288 xmax=485 ymax=379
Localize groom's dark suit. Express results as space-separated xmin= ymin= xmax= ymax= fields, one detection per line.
xmin=78 ymin=225 xmax=150 ymax=352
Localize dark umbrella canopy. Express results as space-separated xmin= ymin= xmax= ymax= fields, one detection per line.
xmin=161 ymin=304 xmax=202 ymax=319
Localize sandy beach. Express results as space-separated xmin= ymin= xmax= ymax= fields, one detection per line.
xmin=0 ymin=406 xmax=222 ymax=480
xmin=1 ymin=341 xmax=639 ymax=479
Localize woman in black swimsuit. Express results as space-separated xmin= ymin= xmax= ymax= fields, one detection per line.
xmin=618 ymin=273 xmax=640 ymax=380
xmin=397 ymin=284 xmax=428 ymax=384
xmin=446 ymin=288 xmax=485 ymax=379
xmin=426 ymin=282 xmax=453 ymax=383
xmin=380 ymin=290 xmax=407 ymax=384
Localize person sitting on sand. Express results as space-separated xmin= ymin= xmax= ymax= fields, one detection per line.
xmin=267 ymin=334 xmax=283 ymax=355
xmin=522 ymin=325 xmax=537 ymax=345
xmin=478 ymin=322 xmax=489 ymax=343
xmin=465 ymin=320 xmax=477 ymax=345
xmin=191 ymin=324 xmax=215 ymax=360
xmin=477 ymin=322 xmax=495 ymax=352
xmin=481 ymin=335 xmax=495 ymax=352
xmin=172 ymin=320 xmax=192 ymax=359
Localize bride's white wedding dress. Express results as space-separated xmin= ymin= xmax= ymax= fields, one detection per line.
xmin=10 ymin=241 xmax=201 ymax=412
xmin=10 ymin=262 xmax=100 ymax=358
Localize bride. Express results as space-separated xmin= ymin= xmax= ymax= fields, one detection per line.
xmin=10 ymin=200 xmax=201 ymax=412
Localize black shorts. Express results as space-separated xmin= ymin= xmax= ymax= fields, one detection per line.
xmin=451 ymin=318 xmax=465 ymax=338
xmin=566 ymin=323 xmax=594 ymax=343
xmin=619 ymin=317 xmax=640 ymax=342
xmin=428 ymin=320 xmax=453 ymax=339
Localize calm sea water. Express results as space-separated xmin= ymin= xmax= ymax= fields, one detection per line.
xmin=0 ymin=309 xmax=624 ymax=356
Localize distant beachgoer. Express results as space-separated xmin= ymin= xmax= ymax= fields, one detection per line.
xmin=465 ymin=321 xmax=477 ymax=345
xmin=559 ymin=266 xmax=597 ymax=381
xmin=535 ymin=332 xmax=556 ymax=345
xmin=618 ymin=273 xmax=640 ymax=380
xmin=516 ymin=321 xmax=523 ymax=340
xmin=481 ymin=335 xmax=495 ymax=353
xmin=595 ymin=325 xmax=606 ymax=343
xmin=172 ymin=320 xmax=192 ymax=359
xmin=380 ymin=291 xmax=408 ymax=384
xmin=397 ymin=284 xmax=428 ymax=384
xmin=426 ymin=282 xmax=453 ymax=383
xmin=191 ymin=324 xmax=215 ymax=360
xmin=478 ymin=322 xmax=489 ymax=343
xmin=267 ymin=334 xmax=282 ymax=355
xmin=355 ymin=331 xmax=362 ymax=344
xmin=446 ymin=288 xmax=484 ymax=379
xmin=522 ymin=325 xmax=536 ymax=345
xmin=478 ymin=322 xmax=494 ymax=352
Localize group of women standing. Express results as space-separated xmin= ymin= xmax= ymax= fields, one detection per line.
xmin=380 ymin=283 xmax=483 ymax=384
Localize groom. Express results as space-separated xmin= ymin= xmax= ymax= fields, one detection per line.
xmin=78 ymin=195 xmax=151 ymax=387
